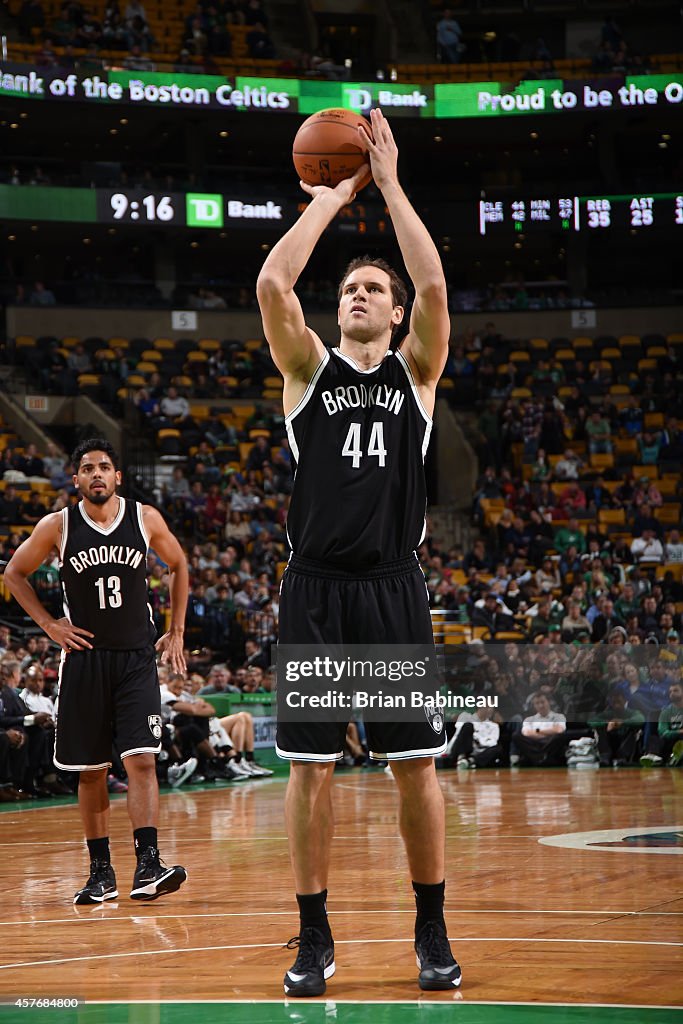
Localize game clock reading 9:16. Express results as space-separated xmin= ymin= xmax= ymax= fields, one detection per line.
xmin=96 ymin=190 xmax=183 ymax=225
xmin=112 ymin=193 xmax=173 ymax=221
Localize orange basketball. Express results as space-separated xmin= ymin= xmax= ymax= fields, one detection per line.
xmin=293 ymin=108 xmax=373 ymax=189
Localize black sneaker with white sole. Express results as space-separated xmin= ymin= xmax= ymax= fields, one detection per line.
xmin=283 ymin=926 xmax=335 ymax=997
xmin=74 ymin=860 xmax=118 ymax=905
xmin=415 ymin=920 xmax=462 ymax=990
xmin=130 ymin=847 xmax=187 ymax=900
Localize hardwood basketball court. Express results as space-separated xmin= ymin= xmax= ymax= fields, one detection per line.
xmin=0 ymin=767 xmax=681 ymax=1024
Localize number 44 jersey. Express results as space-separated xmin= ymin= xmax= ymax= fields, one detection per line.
xmin=59 ymin=498 xmax=156 ymax=648
xmin=285 ymin=346 xmax=432 ymax=568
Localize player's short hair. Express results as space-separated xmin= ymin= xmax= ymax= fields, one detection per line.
xmin=337 ymin=256 xmax=408 ymax=309
xmin=71 ymin=438 xmax=119 ymax=471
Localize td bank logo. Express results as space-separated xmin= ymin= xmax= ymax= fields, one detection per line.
xmin=186 ymin=193 xmax=224 ymax=228
xmin=345 ymin=88 xmax=428 ymax=110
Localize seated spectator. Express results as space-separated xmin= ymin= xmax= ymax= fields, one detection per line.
xmin=558 ymin=481 xmax=586 ymax=516
xmin=442 ymin=706 xmax=502 ymax=769
xmin=530 ymin=449 xmax=551 ymax=482
xmin=638 ymin=431 xmax=662 ymax=465
xmin=67 ymin=343 xmax=92 ymax=375
xmin=512 ymin=691 xmax=569 ymax=767
xmin=635 ymin=591 xmax=658 ymax=630
xmin=554 ymin=517 xmax=587 ymax=557
xmin=42 ymin=441 xmax=67 ymax=486
xmin=562 ymin=601 xmax=592 ymax=639
xmin=666 ymin=530 xmax=683 ymax=563
xmin=160 ymin=386 xmax=190 ymax=421
xmin=585 ymin=476 xmax=612 ymax=511
xmin=631 ymin=529 xmax=664 ymax=564
xmin=591 ymin=598 xmax=624 ymax=643
xmin=588 ymin=687 xmax=644 ymax=766
xmin=632 ymin=502 xmax=662 ymax=540
xmin=246 ymin=21 xmax=274 ymax=58
xmin=246 ymin=436 xmax=271 ymax=473
xmin=554 ymin=448 xmax=583 ymax=480
xmin=198 ymin=663 xmax=241 ymax=695
xmin=160 ymin=671 xmax=246 ymax=781
xmin=16 ymin=444 xmax=45 ymax=478
xmin=471 ymin=592 xmax=515 ymax=637
xmin=640 ymin=681 xmax=683 ymax=766
xmin=21 ymin=491 xmax=48 ymax=525
xmin=0 ymin=486 xmax=26 ymax=525
xmin=586 ymin=409 xmax=613 ymax=454
xmin=535 ymin=557 xmax=560 ymax=592
xmin=29 ymin=280 xmax=56 ymax=306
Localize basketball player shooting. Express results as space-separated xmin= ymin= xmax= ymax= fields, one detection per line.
xmin=4 ymin=439 xmax=189 ymax=905
xmin=257 ymin=108 xmax=461 ymax=995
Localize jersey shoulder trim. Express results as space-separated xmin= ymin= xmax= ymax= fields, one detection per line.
xmin=59 ymin=506 xmax=69 ymax=563
xmin=395 ymin=349 xmax=432 ymax=427
xmin=136 ymin=501 xmax=150 ymax=552
xmin=285 ymin=349 xmax=330 ymax=426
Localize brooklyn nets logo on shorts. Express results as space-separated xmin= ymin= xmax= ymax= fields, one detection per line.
xmin=148 ymin=715 xmax=163 ymax=740
xmin=423 ymin=701 xmax=444 ymax=735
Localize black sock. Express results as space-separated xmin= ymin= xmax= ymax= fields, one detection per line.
xmin=413 ymin=880 xmax=446 ymax=935
xmin=87 ymin=837 xmax=110 ymax=864
xmin=133 ymin=827 xmax=157 ymax=858
xmin=297 ymin=890 xmax=331 ymax=937
xmin=244 ymin=751 xmax=254 ymax=762
xmin=234 ymin=752 xmax=243 ymax=763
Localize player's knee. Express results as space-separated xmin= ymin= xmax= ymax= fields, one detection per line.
xmin=124 ymin=752 xmax=157 ymax=774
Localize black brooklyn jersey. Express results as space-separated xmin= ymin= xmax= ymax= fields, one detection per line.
xmin=285 ymin=346 xmax=431 ymax=566
xmin=59 ymin=497 xmax=156 ymax=649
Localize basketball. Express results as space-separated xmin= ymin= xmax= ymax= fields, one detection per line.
xmin=293 ymin=108 xmax=373 ymax=189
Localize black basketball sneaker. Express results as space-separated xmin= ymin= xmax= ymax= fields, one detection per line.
xmin=130 ymin=848 xmax=187 ymax=900
xmin=415 ymin=921 xmax=462 ymax=990
xmin=74 ymin=860 xmax=118 ymax=905
xmin=283 ymin=927 xmax=336 ymax=997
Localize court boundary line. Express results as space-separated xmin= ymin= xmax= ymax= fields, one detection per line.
xmin=78 ymin=1000 xmax=683 ymax=1011
xmin=2 ymin=935 xmax=682 ymax=972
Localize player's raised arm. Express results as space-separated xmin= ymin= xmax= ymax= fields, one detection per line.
xmin=256 ymin=166 xmax=368 ymax=385
xmin=3 ymin=513 xmax=94 ymax=651
xmin=364 ymin=109 xmax=450 ymax=388
xmin=142 ymin=505 xmax=189 ymax=674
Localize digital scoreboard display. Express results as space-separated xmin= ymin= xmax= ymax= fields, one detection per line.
xmin=478 ymin=193 xmax=683 ymax=235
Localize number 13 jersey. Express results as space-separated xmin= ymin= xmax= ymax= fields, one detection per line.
xmin=59 ymin=497 xmax=156 ymax=649
xmin=285 ymin=346 xmax=432 ymax=568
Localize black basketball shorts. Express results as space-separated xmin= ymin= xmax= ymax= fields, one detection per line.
xmin=54 ymin=646 xmax=162 ymax=771
xmin=276 ymin=553 xmax=447 ymax=762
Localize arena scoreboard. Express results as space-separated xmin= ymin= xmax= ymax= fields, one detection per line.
xmin=0 ymin=185 xmax=389 ymax=235
xmin=479 ymin=193 xmax=683 ymax=235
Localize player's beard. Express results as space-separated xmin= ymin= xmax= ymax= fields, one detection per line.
xmin=86 ymin=485 xmax=115 ymax=505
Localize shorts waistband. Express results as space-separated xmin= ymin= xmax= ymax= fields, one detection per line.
xmin=287 ymin=553 xmax=420 ymax=581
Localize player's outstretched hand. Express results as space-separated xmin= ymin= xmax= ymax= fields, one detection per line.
xmin=363 ymin=108 xmax=398 ymax=191
xmin=156 ymin=630 xmax=186 ymax=675
xmin=45 ymin=617 xmax=94 ymax=652
xmin=299 ymin=162 xmax=370 ymax=207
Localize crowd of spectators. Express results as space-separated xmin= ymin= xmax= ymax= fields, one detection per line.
xmin=15 ymin=0 xmax=275 ymax=70
xmin=434 ymin=640 xmax=683 ymax=769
